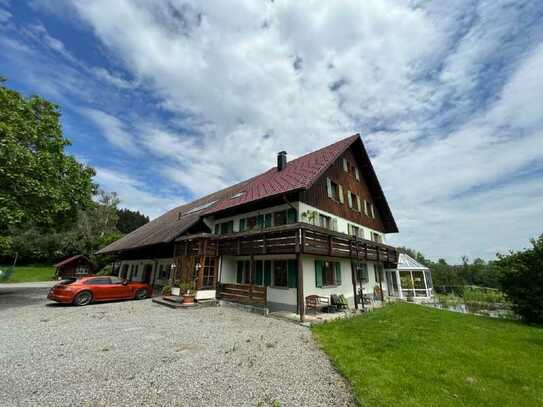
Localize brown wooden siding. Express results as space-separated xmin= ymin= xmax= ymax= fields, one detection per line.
xmin=302 ymin=146 xmax=386 ymax=233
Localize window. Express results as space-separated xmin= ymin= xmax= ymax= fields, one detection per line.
xmin=364 ymin=200 xmax=370 ymax=216
xmin=374 ymin=265 xmax=383 ymax=283
xmin=202 ymin=257 xmax=216 ymax=289
xmin=371 ymin=232 xmax=382 ymax=243
xmin=355 ymin=167 xmax=360 ymax=181
xmin=356 ymin=263 xmax=368 ymax=283
xmin=273 ymin=260 xmax=288 ymax=287
xmin=370 ymin=203 xmax=376 ymax=218
xmin=347 ymin=191 xmax=361 ymax=211
xmin=348 ymin=224 xmax=359 ymax=238
xmin=326 ymin=177 xmax=344 ymax=203
xmin=236 ymin=260 xmax=251 ymax=284
xmin=315 ymin=260 xmax=341 ymax=287
xmin=342 ymin=158 xmax=348 ymax=172
xmin=215 ymin=220 xmax=234 ymax=235
xmin=120 ymin=264 xmax=129 ymax=279
xmin=158 ymin=264 xmax=170 ymax=280
xmin=110 ymin=276 xmax=123 ymax=284
xmin=319 ymin=214 xmax=337 ymax=231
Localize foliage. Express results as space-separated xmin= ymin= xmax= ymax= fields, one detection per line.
xmin=397 ymin=246 xmax=502 ymax=289
xmin=497 ymin=234 xmax=543 ymax=324
xmin=0 ymin=77 xmax=95 ymax=237
xmin=0 ymin=265 xmax=56 ymax=283
xmin=179 ymin=279 xmax=196 ymax=294
xmin=463 ymin=287 xmax=505 ymax=304
xmin=161 ymin=284 xmax=172 ymax=296
xmin=312 ymin=303 xmax=543 ymax=407
xmin=116 ymin=208 xmax=149 ymax=234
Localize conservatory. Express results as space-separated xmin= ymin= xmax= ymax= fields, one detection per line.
xmin=385 ymin=253 xmax=433 ymax=301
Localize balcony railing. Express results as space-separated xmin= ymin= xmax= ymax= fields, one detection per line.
xmin=175 ymin=222 xmax=398 ymax=264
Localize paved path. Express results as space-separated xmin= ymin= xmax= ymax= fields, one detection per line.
xmin=0 ymin=286 xmax=354 ymax=406
xmin=0 ymin=281 xmax=56 ymax=289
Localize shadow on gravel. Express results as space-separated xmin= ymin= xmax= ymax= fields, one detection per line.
xmin=0 ymin=287 xmax=49 ymax=310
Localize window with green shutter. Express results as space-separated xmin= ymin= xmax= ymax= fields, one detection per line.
xmin=255 ymin=260 xmax=263 ymax=285
xmin=315 ymin=260 xmax=323 ymax=288
xmin=287 ymin=208 xmax=297 ymax=224
xmin=214 ymin=224 xmax=220 ymax=234
xmin=236 ymin=261 xmax=243 ymax=283
xmin=257 ymin=214 xmax=264 ymax=228
xmin=265 ymin=213 xmax=272 ymax=228
xmin=287 ymin=259 xmax=297 ymax=288
xmin=239 ymin=218 xmax=246 ymax=232
xmin=263 ymin=260 xmax=272 ymax=286
xmin=335 ymin=262 xmax=342 ymax=285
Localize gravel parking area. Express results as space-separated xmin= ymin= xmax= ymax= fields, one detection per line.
xmin=0 ymin=286 xmax=353 ymax=406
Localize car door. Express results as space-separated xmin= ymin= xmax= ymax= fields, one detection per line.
xmin=85 ymin=277 xmax=113 ymax=300
xmin=108 ymin=276 xmax=133 ymax=299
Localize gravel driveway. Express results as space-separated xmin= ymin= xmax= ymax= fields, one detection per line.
xmin=0 ymin=286 xmax=353 ymax=406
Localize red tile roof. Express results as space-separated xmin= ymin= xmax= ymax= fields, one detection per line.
xmin=97 ymin=134 xmax=396 ymax=254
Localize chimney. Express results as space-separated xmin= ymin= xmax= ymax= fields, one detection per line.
xmin=277 ymin=151 xmax=287 ymax=171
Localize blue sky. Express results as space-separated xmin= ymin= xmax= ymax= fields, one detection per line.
xmin=1 ymin=0 xmax=542 ymax=262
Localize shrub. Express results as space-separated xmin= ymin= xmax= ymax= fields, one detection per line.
xmin=463 ymin=287 xmax=505 ymax=304
xmin=497 ymin=235 xmax=543 ymax=324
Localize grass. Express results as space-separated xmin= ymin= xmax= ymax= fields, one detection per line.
xmin=312 ymin=303 xmax=543 ymax=407
xmin=0 ymin=265 xmax=56 ymax=283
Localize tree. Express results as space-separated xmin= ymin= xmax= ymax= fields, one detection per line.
xmin=0 ymin=77 xmax=95 ymax=244
xmin=497 ymin=235 xmax=543 ymax=324
xmin=116 ymin=208 xmax=149 ymax=234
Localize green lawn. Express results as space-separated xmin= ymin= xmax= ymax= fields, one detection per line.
xmin=312 ymin=303 xmax=543 ymax=407
xmin=0 ymin=265 xmax=56 ymax=283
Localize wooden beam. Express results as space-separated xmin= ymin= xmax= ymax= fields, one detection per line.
xmin=297 ymin=253 xmax=305 ymax=322
xmin=351 ymin=260 xmax=358 ymax=310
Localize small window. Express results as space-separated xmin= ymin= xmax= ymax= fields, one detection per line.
xmin=220 ymin=221 xmax=234 ymax=234
xmin=364 ymin=200 xmax=369 ymax=216
xmin=326 ymin=177 xmax=343 ymax=203
xmin=356 ymin=263 xmax=368 ymax=283
xmin=315 ymin=260 xmax=341 ymax=287
xmin=370 ymin=203 xmax=376 ymax=218
xmin=273 ymin=260 xmax=288 ymax=288
xmin=371 ymin=232 xmax=382 ymax=243
xmin=342 ymin=158 xmax=348 ymax=172
xmin=319 ymin=214 xmax=331 ymax=229
xmin=349 ymin=224 xmax=359 ymax=237
xmin=274 ymin=211 xmax=287 ymax=226
xmin=355 ymin=167 xmax=360 ymax=180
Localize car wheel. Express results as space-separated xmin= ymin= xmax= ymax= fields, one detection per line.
xmin=135 ymin=288 xmax=147 ymax=300
xmin=74 ymin=291 xmax=92 ymax=306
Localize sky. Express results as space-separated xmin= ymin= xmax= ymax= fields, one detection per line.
xmin=1 ymin=0 xmax=542 ymax=263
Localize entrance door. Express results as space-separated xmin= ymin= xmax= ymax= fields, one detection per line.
xmin=143 ymin=264 xmax=153 ymax=285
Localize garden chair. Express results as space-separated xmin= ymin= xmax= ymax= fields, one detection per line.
xmin=305 ymin=295 xmax=330 ymax=314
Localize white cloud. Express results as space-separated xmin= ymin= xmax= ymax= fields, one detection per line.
xmin=80 ymin=108 xmax=138 ymax=154
xmin=94 ymin=167 xmax=183 ymax=219
xmin=6 ymin=0 xmax=542 ymax=261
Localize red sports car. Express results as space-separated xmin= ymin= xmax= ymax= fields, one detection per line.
xmin=47 ymin=276 xmax=152 ymax=306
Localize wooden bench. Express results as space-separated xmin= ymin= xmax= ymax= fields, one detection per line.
xmin=305 ymin=295 xmax=330 ymax=314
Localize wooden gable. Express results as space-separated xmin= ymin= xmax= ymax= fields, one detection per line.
xmin=301 ymin=144 xmax=391 ymax=233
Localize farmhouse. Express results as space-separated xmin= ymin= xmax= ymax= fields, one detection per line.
xmin=98 ymin=134 xmax=419 ymax=319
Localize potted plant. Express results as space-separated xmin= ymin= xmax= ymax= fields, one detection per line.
xmin=179 ymin=279 xmax=197 ymax=304
xmin=161 ymin=284 xmax=172 ymax=296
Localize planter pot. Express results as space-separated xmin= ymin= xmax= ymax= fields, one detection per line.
xmin=171 ymin=287 xmax=181 ymax=296
xmin=182 ymin=294 xmax=195 ymax=304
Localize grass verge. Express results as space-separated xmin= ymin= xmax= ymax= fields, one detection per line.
xmin=0 ymin=265 xmax=56 ymax=283
xmin=312 ymin=303 xmax=543 ymax=406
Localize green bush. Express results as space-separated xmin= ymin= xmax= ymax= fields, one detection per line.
xmin=497 ymin=235 xmax=543 ymax=324
xmin=463 ymin=287 xmax=506 ymax=304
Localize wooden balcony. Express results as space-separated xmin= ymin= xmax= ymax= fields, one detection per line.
xmin=218 ymin=283 xmax=267 ymax=305
xmin=175 ymin=223 xmax=398 ymax=265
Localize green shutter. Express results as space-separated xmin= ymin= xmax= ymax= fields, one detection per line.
xmin=215 ymin=224 xmax=219 ymax=234
xmin=265 ymin=213 xmax=272 ymax=228
xmin=263 ymin=260 xmax=272 ymax=286
xmin=335 ymin=262 xmax=342 ymax=285
xmin=255 ymin=261 xmax=263 ymax=285
xmin=287 ymin=259 xmax=298 ymax=288
xmin=236 ymin=261 xmax=243 ymax=283
xmin=287 ymin=208 xmax=296 ymax=224
xmin=257 ymin=214 xmax=264 ymax=229
xmin=315 ymin=260 xmax=323 ymax=288
xmin=239 ymin=218 xmax=246 ymax=232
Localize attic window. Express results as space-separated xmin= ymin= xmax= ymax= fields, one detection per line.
xmin=230 ymin=192 xmax=245 ymax=200
xmin=182 ymin=200 xmax=217 ymax=216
